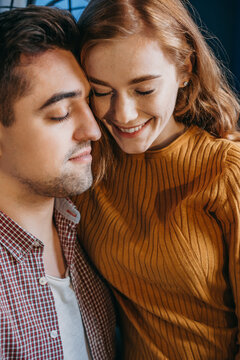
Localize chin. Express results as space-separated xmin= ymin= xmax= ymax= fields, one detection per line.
xmin=115 ymin=138 xmax=151 ymax=154
xmin=121 ymin=147 xmax=147 ymax=155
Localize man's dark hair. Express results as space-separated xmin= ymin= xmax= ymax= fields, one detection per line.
xmin=0 ymin=6 xmax=80 ymax=126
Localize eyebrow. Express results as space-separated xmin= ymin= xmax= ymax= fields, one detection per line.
xmin=38 ymin=90 xmax=82 ymax=111
xmin=88 ymin=75 xmax=161 ymax=87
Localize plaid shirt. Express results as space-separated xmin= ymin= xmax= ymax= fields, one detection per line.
xmin=0 ymin=198 xmax=115 ymax=360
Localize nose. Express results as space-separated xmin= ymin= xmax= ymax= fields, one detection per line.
xmin=73 ymin=103 xmax=101 ymax=142
xmin=112 ymin=93 xmax=138 ymax=125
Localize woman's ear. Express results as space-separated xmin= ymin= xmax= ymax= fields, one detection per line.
xmin=179 ymin=55 xmax=192 ymax=88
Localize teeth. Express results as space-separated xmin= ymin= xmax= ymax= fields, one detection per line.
xmin=118 ymin=123 xmax=145 ymax=133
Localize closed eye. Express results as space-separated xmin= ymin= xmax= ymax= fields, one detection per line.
xmin=136 ymin=89 xmax=155 ymax=96
xmin=50 ymin=112 xmax=69 ymax=122
xmin=93 ymin=89 xmax=112 ymax=97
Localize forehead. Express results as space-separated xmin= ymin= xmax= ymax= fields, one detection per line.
xmin=85 ymin=34 xmax=176 ymax=82
xmin=19 ymin=49 xmax=89 ymax=99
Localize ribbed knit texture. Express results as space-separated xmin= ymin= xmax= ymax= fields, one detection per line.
xmin=73 ymin=126 xmax=240 ymax=359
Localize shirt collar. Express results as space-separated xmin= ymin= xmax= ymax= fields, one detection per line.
xmin=54 ymin=198 xmax=80 ymax=225
xmin=0 ymin=198 xmax=80 ymax=262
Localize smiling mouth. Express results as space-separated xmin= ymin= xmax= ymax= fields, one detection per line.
xmin=113 ymin=119 xmax=151 ymax=135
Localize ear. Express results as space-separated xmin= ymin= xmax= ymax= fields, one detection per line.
xmin=179 ymin=55 xmax=192 ymax=88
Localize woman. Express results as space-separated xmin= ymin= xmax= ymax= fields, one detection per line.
xmin=73 ymin=0 xmax=240 ymax=358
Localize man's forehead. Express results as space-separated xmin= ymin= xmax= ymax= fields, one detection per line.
xmin=17 ymin=49 xmax=89 ymax=91
xmin=18 ymin=49 xmax=79 ymax=73
xmin=13 ymin=49 xmax=90 ymax=110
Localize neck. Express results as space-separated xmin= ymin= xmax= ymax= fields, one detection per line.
xmin=0 ymin=174 xmax=55 ymax=242
xmin=0 ymin=173 xmax=67 ymax=278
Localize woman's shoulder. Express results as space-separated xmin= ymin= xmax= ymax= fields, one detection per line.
xmin=191 ymin=126 xmax=240 ymax=161
xmin=206 ymin=132 xmax=240 ymax=167
xmin=168 ymin=126 xmax=240 ymax=184
xmin=219 ymin=140 xmax=240 ymax=181
xmin=201 ymin=131 xmax=240 ymax=193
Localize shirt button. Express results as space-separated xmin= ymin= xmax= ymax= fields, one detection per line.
xmin=50 ymin=330 xmax=58 ymax=339
xmin=33 ymin=240 xmax=40 ymax=247
xmin=39 ymin=277 xmax=48 ymax=286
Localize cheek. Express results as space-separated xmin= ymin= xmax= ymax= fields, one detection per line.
xmin=140 ymin=96 xmax=163 ymax=117
xmin=166 ymin=91 xmax=179 ymax=114
xmin=26 ymin=134 xmax=65 ymax=169
xmin=92 ymin=98 xmax=110 ymax=119
xmin=143 ymin=91 xmax=178 ymax=118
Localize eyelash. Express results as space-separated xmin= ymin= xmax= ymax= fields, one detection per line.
xmin=136 ymin=89 xmax=155 ymax=96
xmin=50 ymin=112 xmax=70 ymax=122
xmin=93 ymin=89 xmax=155 ymax=97
xmin=93 ymin=91 xmax=112 ymax=97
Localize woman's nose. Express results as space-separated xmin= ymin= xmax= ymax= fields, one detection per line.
xmin=112 ymin=94 xmax=138 ymax=125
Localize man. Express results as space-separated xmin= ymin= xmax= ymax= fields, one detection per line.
xmin=0 ymin=6 xmax=115 ymax=360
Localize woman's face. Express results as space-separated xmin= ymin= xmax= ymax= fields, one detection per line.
xmin=85 ymin=34 xmax=185 ymax=154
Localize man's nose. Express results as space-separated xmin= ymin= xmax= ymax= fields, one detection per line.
xmin=73 ymin=103 xmax=101 ymax=142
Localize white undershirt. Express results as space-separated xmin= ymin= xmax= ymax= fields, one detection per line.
xmin=46 ymin=273 xmax=92 ymax=360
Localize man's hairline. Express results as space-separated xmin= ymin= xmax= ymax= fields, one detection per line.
xmin=8 ymin=47 xmax=79 ymax=123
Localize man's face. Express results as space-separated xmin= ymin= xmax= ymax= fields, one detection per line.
xmin=0 ymin=48 xmax=101 ymax=198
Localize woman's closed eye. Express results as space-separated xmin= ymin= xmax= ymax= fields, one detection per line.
xmin=92 ymin=89 xmax=112 ymax=97
xmin=135 ymin=89 xmax=155 ymax=96
xmin=92 ymin=86 xmax=155 ymax=97
xmin=50 ymin=112 xmax=70 ymax=122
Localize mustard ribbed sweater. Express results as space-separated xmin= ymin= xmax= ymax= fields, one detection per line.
xmin=74 ymin=126 xmax=240 ymax=359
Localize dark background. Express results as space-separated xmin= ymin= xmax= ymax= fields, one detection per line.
xmin=189 ymin=0 xmax=240 ymax=92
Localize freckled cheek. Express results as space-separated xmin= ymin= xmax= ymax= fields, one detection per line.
xmin=140 ymin=99 xmax=162 ymax=118
xmin=143 ymin=95 xmax=176 ymax=120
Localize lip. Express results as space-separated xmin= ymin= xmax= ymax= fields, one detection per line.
xmin=112 ymin=119 xmax=152 ymax=138
xmin=69 ymin=146 xmax=92 ymax=163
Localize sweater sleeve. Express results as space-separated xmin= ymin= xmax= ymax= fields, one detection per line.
xmin=215 ymin=144 xmax=240 ymax=358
